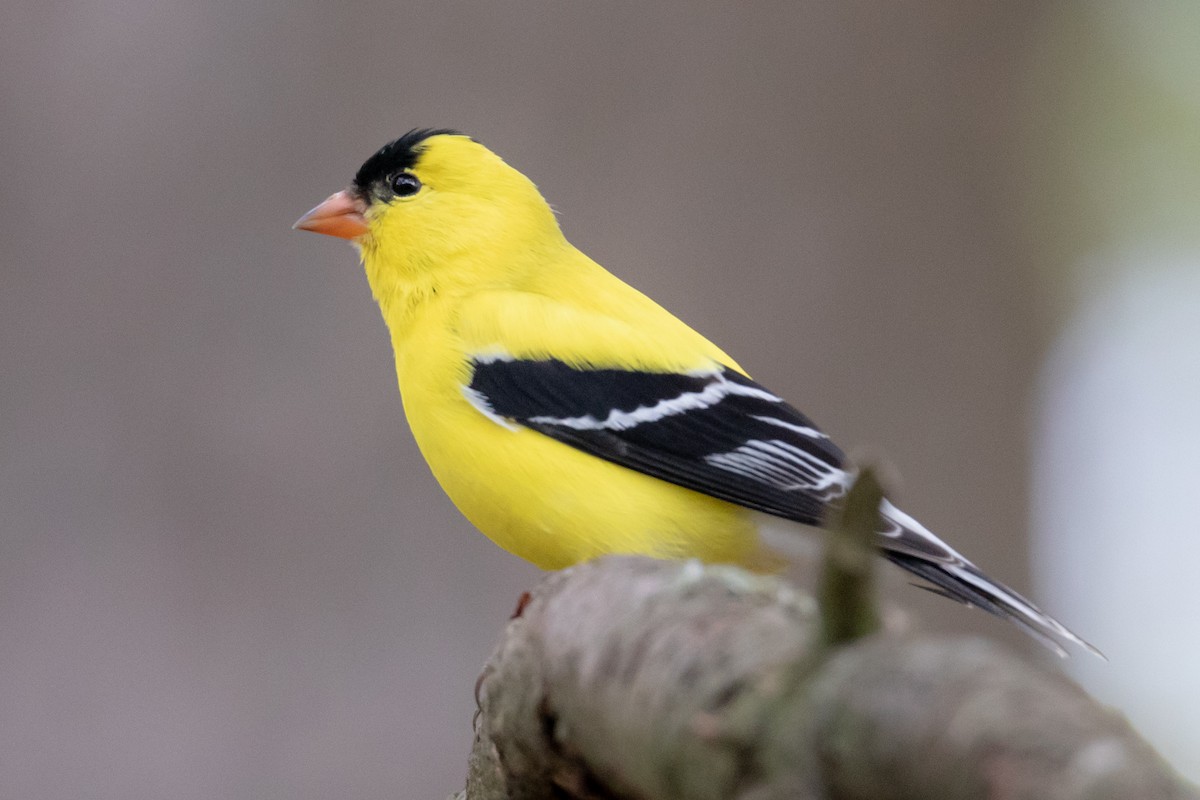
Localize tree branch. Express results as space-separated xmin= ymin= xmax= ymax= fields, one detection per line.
xmin=460 ymin=553 xmax=1196 ymax=799
xmin=818 ymin=465 xmax=883 ymax=648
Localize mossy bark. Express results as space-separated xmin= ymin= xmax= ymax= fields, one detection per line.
xmin=454 ymin=469 xmax=1195 ymax=799
xmin=459 ymin=556 xmax=1194 ymax=800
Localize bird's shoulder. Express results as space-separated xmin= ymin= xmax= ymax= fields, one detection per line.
xmin=450 ymin=274 xmax=741 ymax=376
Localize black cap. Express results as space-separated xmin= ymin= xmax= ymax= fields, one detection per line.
xmin=352 ymin=128 xmax=464 ymax=192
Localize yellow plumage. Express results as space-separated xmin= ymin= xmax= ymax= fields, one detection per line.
xmin=357 ymin=135 xmax=774 ymax=569
xmin=293 ymin=129 xmax=1098 ymax=655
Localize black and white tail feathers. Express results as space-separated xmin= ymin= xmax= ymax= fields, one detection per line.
xmin=466 ymin=355 xmax=1101 ymax=658
xmin=878 ymin=500 xmax=1103 ymax=658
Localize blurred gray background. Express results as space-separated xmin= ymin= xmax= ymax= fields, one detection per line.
xmin=3 ymin=2 xmax=1197 ymax=797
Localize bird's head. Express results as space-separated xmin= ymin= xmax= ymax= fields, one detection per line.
xmin=295 ymin=130 xmax=565 ymax=310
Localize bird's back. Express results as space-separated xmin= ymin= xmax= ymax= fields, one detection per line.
xmin=388 ymin=250 xmax=776 ymax=570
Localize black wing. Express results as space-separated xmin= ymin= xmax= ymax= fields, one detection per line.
xmin=465 ymin=357 xmax=849 ymax=527
xmin=463 ymin=355 xmax=1102 ymax=657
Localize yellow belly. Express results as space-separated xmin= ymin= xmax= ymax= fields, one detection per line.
xmin=393 ymin=322 xmax=773 ymax=571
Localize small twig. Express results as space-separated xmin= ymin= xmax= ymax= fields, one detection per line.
xmin=818 ymin=466 xmax=884 ymax=647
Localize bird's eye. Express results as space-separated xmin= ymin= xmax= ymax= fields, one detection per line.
xmin=389 ymin=173 xmax=422 ymax=198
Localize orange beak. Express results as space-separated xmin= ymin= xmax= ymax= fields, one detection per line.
xmin=292 ymin=189 xmax=370 ymax=240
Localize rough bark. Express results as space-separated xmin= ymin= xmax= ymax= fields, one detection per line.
xmin=454 ymin=472 xmax=1196 ymax=799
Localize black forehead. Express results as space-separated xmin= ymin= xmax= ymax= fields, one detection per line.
xmin=352 ymin=128 xmax=463 ymax=190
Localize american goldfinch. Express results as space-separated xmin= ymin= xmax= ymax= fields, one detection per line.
xmin=295 ymin=129 xmax=1096 ymax=656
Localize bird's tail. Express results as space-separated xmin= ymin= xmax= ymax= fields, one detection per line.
xmin=878 ymin=502 xmax=1103 ymax=658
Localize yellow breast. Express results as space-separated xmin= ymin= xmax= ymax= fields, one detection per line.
xmin=390 ymin=299 xmax=774 ymax=571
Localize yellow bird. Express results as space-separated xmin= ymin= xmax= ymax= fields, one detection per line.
xmin=295 ymin=129 xmax=1095 ymax=655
